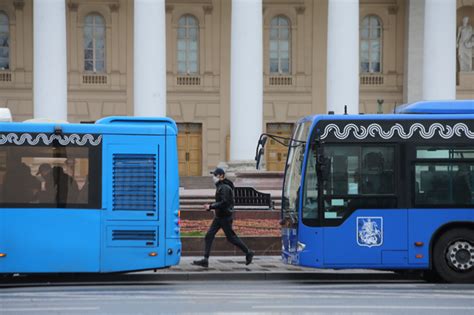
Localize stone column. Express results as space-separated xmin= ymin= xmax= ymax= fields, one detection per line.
xmin=13 ymin=0 xmax=25 ymax=84
xmin=110 ymin=4 xmax=120 ymax=88
xmin=134 ymin=0 xmax=166 ymax=116
xmin=422 ymin=0 xmax=456 ymax=100
xmin=326 ymin=0 xmax=359 ymax=114
xmin=403 ymin=0 xmax=424 ymax=103
xmin=229 ymin=0 xmax=263 ymax=168
xmin=295 ymin=6 xmax=306 ymax=75
xmin=34 ymin=0 xmax=67 ymax=120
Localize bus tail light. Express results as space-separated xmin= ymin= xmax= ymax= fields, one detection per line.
xmin=297 ymin=242 xmax=306 ymax=252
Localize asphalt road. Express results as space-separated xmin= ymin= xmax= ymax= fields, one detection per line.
xmin=1 ymin=281 xmax=474 ymax=314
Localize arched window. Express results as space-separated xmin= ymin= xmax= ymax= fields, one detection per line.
xmin=269 ymin=16 xmax=291 ymax=74
xmin=84 ymin=13 xmax=105 ymax=72
xmin=360 ymin=15 xmax=382 ymax=73
xmin=177 ymin=15 xmax=199 ymax=75
xmin=0 ymin=12 xmax=9 ymax=70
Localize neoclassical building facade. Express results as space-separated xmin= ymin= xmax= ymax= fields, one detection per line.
xmin=0 ymin=0 xmax=473 ymax=175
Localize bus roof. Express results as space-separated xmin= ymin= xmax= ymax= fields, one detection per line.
xmin=297 ymin=100 xmax=474 ymax=124
xmin=0 ymin=116 xmax=178 ymax=135
xmin=395 ymin=100 xmax=474 ymax=114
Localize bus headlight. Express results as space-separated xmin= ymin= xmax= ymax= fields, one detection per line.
xmin=297 ymin=241 xmax=306 ymax=252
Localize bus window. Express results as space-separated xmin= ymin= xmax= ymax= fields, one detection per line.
xmin=302 ymin=143 xmax=318 ymax=221
xmin=414 ymin=147 xmax=474 ymax=207
xmin=282 ymin=121 xmax=311 ymax=224
xmin=0 ymin=145 xmax=101 ymax=208
xmin=318 ymin=144 xmax=396 ymax=225
xmin=414 ymin=163 xmax=473 ymax=207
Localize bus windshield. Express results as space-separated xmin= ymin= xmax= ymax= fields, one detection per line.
xmin=282 ymin=121 xmax=312 ymax=224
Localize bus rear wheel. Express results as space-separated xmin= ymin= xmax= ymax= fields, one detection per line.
xmin=433 ymin=228 xmax=474 ymax=283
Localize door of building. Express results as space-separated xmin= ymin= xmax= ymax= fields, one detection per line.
xmin=266 ymin=123 xmax=294 ymax=171
xmin=177 ymin=123 xmax=202 ymax=176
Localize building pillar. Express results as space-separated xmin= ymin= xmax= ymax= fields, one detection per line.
xmin=229 ymin=0 xmax=263 ymax=167
xmin=33 ymin=0 xmax=67 ymax=120
xmin=134 ymin=0 xmax=166 ymax=116
xmin=326 ymin=0 xmax=359 ymax=114
xmin=422 ymin=0 xmax=456 ymax=100
xmin=403 ymin=0 xmax=424 ymax=103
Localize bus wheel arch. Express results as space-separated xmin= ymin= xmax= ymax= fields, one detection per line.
xmin=431 ymin=225 xmax=474 ymax=283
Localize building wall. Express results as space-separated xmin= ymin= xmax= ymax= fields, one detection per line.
xmin=0 ymin=0 xmax=473 ymax=174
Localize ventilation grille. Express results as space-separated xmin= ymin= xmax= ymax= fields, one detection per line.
xmin=107 ymin=227 xmax=158 ymax=247
xmin=112 ymin=230 xmax=156 ymax=241
xmin=113 ymin=154 xmax=157 ymax=212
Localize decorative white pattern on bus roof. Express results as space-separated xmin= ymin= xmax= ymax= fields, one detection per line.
xmin=320 ymin=123 xmax=474 ymax=140
xmin=0 ymin=133 xmax=102 ymax=146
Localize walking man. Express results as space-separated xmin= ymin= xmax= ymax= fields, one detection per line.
xmin=192 ymin=167 xmax=254 ymax=267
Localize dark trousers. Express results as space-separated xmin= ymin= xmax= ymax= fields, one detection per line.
xmin=204 ymin=216 xmax=250 ymax=258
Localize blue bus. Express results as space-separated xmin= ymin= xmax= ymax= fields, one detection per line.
xmin=0 ymin=116 xmax=180 ymax=274
xmin=257 ymin=100 xmax=474 ymax=283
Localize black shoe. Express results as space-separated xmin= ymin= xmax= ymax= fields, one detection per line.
xmin=192 ymin=258 xmax=209 ymax=268
xmin=245 ymin=251 xmax=254 ymax=265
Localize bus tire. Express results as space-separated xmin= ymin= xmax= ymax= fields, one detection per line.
xmin=433 ymin=228 xmax=474 ymax=283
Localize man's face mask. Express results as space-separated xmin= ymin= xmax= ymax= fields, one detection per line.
xmin=212 ymin=175 xmax=220 ymax=184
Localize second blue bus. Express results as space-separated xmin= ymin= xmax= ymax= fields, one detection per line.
xmin=268 ymin=100 xmax=474 ymax=283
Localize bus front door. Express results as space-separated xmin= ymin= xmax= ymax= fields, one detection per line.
xmin=101 ymin=136 xmax=166 ymax=272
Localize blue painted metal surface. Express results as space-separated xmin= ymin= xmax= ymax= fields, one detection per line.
xmin=285 ymin=100 xmax=474 ymax=271
xmin=0 ymin=117 xmax=180 ymax=274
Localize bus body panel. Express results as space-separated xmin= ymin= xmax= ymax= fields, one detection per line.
xmin=408 ymin=209 xmax=474 ymax=265
xmin=100 ymin=135 xmax=166 ymax=272
xmin=320 ymin=209 xmax=408 ymax=267
xmin=164 ymin=126 xmax=181 ymax=266
xmin=0 ymin=209 xmax=100 ymax=273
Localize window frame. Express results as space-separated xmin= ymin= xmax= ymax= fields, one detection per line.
xmin=269 ymin=15 xmax=291 ymax=75
xmin=0 ymin=134 xmax=102 ymax=210
xmin=177 ymin=14 xmax=199 ymax=75
xmin=304 ymin=142 xmax=399 ymax=227
xmin=411 ymin=145 xmax=474 ymax=208
xmin=83 ymin=13 xmax=106 ymax=73
xmin=0 ymin=11 xmax=9 ymax=71
xmin=360 ymin=14 xmax=382 ymax=74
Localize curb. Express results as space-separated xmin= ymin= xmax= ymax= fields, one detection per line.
xmin=0 ymin=271 xmax=423 ymax=287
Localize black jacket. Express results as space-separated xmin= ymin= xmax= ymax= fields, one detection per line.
xmin=210 ymin=178 xmax=234 ymax=217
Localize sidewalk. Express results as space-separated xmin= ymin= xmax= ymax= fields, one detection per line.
xmin=127 ymin=256 xmax=420 ymax=282
xmin=1 ymin=256 xmax=422 ymax=286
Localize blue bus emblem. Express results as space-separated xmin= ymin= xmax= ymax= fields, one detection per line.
xmin=357 ymin=217 xmax=383 ymax=248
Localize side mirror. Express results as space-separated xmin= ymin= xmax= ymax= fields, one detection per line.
xmin=256 ymin=147 xmax=265 ymax=170
xmin=255 ymin=135 xmax=268 ymax=170
xmin=316 ymin=155 xmax=331 ymax=181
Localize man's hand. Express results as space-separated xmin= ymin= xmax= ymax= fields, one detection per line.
xmin=204 ymin=204 xmax=211 ymax=211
